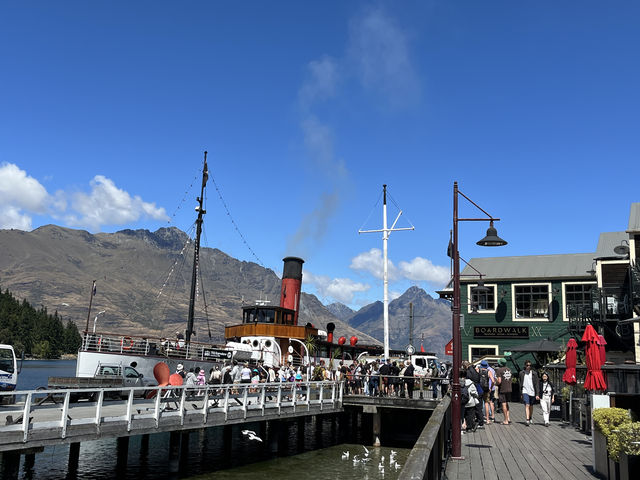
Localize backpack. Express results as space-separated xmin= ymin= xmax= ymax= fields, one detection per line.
xmin=480 ymin=368 xmax=490 ymax=391
xmin=461 ymin=384 xmax=470 ymax=406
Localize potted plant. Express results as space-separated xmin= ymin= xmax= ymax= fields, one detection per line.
xmin=618 ymin=421 xmax=640 ymax=480
xmin=593 ymin=408 xmax=632 ymax=480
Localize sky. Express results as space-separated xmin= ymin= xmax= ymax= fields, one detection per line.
xmin=1 ymin=2 xmax=639 ymax=310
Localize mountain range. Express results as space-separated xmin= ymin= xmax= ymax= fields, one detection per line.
xmin=0 ymin=225 xmax=451 ymax=355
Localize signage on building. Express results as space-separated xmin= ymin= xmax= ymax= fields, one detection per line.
xmin=473 ymin=326 xmax=529 ymax=339
xmin=445 ymin=339 xmax=453 ymax=356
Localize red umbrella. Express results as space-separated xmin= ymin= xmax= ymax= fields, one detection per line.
xmin=597 ymin=334 xmax=607 ymax=367
xmin=562 ymin=338 xmax=577 ymax=385
xmin=582 ymin=325 xmax=606 ymax=391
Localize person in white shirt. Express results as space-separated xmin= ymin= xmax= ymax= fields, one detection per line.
xmin=538 ymin=371 xmax=556 ymax=427
xmin=518 ymin=360 xmax=540 ymax=426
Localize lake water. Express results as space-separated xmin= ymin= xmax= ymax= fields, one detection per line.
xmin=13 ymin=360 xmax=413 ymax=479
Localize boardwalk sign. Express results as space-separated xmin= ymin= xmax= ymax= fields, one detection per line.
xmin=473 ymin=326 xmax=529 ymax=339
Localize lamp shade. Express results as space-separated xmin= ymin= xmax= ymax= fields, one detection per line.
xmin=476 ymin=221 xmax=507 ymax=246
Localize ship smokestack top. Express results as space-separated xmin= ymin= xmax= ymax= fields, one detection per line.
xmin=280 ymin=257 xmax=304 ymax=325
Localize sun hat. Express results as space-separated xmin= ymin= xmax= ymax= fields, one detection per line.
xmin=480 ymin=360 xmax=488 ymax=367
xmin=497 ymin=358 xmax=507 ymax=366
xmin=176 ymin=363 xmax=184 ymax=372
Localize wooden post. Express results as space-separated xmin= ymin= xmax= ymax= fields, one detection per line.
xmin=169 ymin=431 xmax=181 ymax=474
xmin=373 ymin=410 xmax=381 ymax=447
xmin=116 ymin=436 xmax=129 ymax=475
xmin=0 ymin=451 xmax=21 ymax=480
xmin=140 ymin=433 xmax=150 ymax=457
xmin=297 ymin=417 xmax=305 ymax=453
xmin=222 ymin=425 xmax=233 ymax=468
xmin=68 ymin=442 xmax=81 ymax=476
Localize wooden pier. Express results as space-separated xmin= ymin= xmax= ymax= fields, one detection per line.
xmin=445 ymin=406 xmax=596 ymax=479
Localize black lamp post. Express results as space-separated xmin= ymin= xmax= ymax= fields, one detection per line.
xmin=451 ymin=181 xmax=506 ymax=459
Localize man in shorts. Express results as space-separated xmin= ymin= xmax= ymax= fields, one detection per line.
xmin=495 ymin=358 xmax=512 ymax=424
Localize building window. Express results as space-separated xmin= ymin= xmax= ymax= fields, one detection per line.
xmin=467 ymin=284 xmax=497 ymax=313
xmin=468 ymin=345 xmax=498 ymax=362
xmin=563 ymin=282 xmax=596 ymax=321
xmin=513 ymin=283 xmax=551 ymax=321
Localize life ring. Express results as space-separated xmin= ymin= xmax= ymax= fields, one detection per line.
xmin=121 ymin=336 xmax=134 ymax=351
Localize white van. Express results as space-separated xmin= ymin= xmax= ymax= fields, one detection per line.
xmin=411 ymin=354 xmax=439 ymax=377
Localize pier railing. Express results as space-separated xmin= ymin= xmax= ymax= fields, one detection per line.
xmin=398 ymin=395 xmax=451 ymax=480
xmin=0 ymin=380 xmax=343 ymax=451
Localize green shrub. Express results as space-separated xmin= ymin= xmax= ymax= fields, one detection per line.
xmin=618 ymin=422 xmax=640 ymax=456
xmin=593 ymin=407 xmax=632 ymax=461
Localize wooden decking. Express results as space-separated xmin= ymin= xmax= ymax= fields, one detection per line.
xmin=445 ymin=405 xmax=597 ymax=479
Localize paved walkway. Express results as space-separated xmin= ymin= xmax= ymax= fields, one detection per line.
xmin=445 ymin=404 xmax=597 ymax=479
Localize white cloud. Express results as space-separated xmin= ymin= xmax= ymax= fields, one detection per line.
xmin=66 ymin=175 xmax=169 ymax=231
xmin=350 ymin=248 xmax=401 ymax=281
xmin=347 ymin=7 xmax=421 ymax=108
xmin=399 ymin=257 xmax=450 ymax=287
xmin=298 ymin=55 xmax=339 ymax=110
xmin=304 ymin=270 xmax=370 ymax=304
xmin=350 ymin=249 xmax=450 ymax=289
xmin=0 ymin=162 xmax=50 ymax=230
xmin=0 ymin=205 xmax=33 ymax=230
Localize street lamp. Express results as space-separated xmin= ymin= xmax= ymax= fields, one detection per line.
xmin=450 ymin=181 xmax=506 ymax=459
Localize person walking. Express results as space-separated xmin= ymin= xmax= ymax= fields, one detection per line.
xmin=479 ymin=360 xmax=496 ymax=423
xmin=403 ymin=360 xmax=416 ymax=398
xmin=463 ymin=361 xmax=484 ymax=428
xmin=460 ymin=368 xmax=480 ymax=432
xmin=495 ymin=358 xmax=513 ymax=425
xmin=519 ymin=360 xmax=539 ymax=426
xmin=538 ymin=371 xmax=556 ymax=427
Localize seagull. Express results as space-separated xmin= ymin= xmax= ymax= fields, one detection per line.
xmin=341 ymin=451 xmax=349 ymax=460
xmin=378 ymin=462 xmax=385 ymax=473
xmin=353 ymin=456 xmax=361 ymax=466
xmin=381 ymin=455 xmax=385 ymax=463
xmin=393 ymin=461 xmax=401 ymax=470
xmin=390 ymin=449 xmax=397 ymax=458
xmin=361 ymin=457 xmax=372 ymax=463
xmin=241 ymin=429 xmax=262 ymax=442
xmin=362 ymin=445 xmax=370 ymax=456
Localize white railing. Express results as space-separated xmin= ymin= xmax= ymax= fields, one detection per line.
xmin=0 ymin=381 xmax=343 ymax=445
xmin=81 ymin=332 xmax=227 ymax=361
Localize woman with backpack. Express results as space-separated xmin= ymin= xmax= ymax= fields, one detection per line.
xmin=460 ymin=368 xmax=480 ymax=432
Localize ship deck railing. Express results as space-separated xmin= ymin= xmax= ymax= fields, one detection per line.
xmin=81 ymin=332 xmax=227 ymax=362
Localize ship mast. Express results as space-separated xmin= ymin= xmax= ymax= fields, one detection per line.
xmin=186 ymin=151 xmax=209 ymax=345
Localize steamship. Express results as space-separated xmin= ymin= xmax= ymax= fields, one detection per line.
xmin=76 ymin=154 xmax=385 ymax=380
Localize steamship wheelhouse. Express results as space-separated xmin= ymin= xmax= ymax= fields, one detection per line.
xmin=224 ymin=257 xmax=389 ymax=368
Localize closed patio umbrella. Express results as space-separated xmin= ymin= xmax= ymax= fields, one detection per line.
xmin=582 ymin=325 xmax=606 ymax=391
xmin=597 ymin=335 xmax=607 ymax=367
xmin=562 ymin=338 xmax=577 ymax=385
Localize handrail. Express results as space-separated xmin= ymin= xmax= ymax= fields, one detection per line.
xmin=398 ymin=395 xmax=451 ymax=480
xmin=0 ymin=381 xmax=343 ymax=449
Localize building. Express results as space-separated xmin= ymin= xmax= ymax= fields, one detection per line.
xmin=451 ymin=203 xmax=640 ymax=366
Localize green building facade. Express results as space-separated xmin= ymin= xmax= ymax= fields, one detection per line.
xmin=450 ymin=202 xmax=640 ymax=369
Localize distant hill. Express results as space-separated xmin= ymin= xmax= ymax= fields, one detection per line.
xmin=346 ymin=286 xmax=451 ymax=356
xmin=0 ymin=225 xmax=379 ymax=345
xmin=325 ymin=302 xmax=355 ymax=322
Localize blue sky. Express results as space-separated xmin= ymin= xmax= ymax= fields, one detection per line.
xmin=1 ymin=2 xmax=638 ymax=309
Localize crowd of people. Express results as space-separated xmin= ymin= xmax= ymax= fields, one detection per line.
xmin=459 ymin=358 xmax=556 ymax=433
xmin=168 ymin=357 xmax=454 ymax=401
